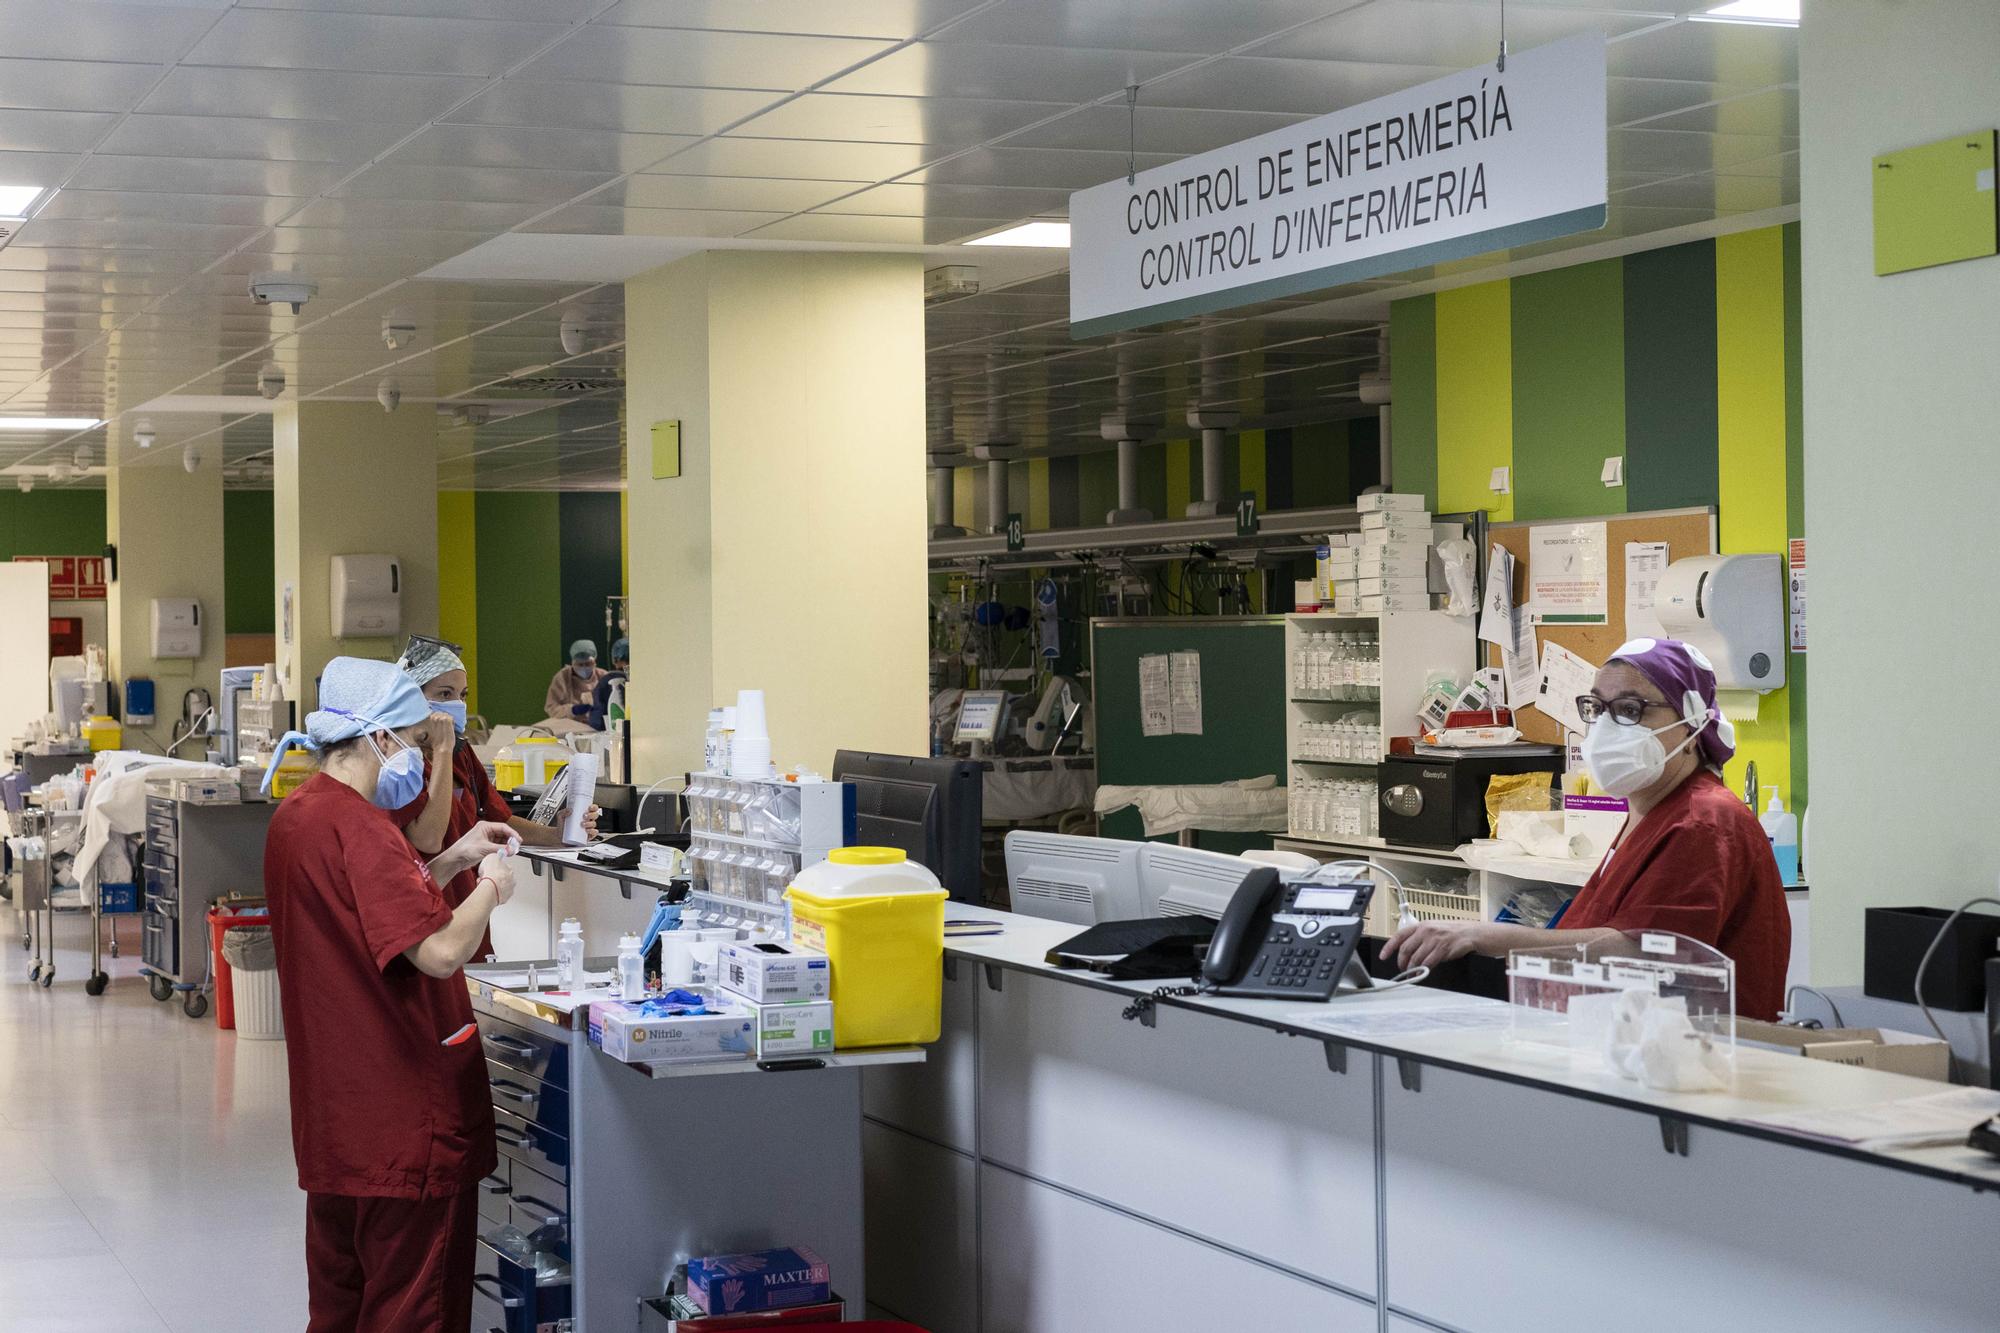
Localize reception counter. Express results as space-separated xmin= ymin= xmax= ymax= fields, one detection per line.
xmin=864 ymin=906 xmax=2000 ymax=1333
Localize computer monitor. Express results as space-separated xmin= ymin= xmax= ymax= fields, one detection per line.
xmin=832 ymin=751 xmax=983 ymax=902
xmin=1003 ymin=831 xmax=1144 ymax=925
xmin=953 ymin=690 xmax=1007 ymax=744
xmin=1137 ymin=843 xmax=1266 ymax=920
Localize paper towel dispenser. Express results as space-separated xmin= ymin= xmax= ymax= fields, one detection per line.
xmin=329 ymin=554 xmax=401 ymax=638
xmin=1653 ymin=554 xmax=1785 ymax=692
xmin=150 ymin=598 xmax=201 ymax=659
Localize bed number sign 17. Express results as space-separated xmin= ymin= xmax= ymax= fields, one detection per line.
xmin=1236 ymin=492 xmax=1260 ymax=536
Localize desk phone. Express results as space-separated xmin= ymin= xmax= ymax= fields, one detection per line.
xmin=1201 ymin=866 xmax=1375 ymax=1001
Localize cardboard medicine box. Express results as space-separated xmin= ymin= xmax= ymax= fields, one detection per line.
xmin=720 ymin=941 xmax=830 ymax=1003
xmin=1356 ymin=492 xmax=1428 ymax=513
xmin=1358 ymin=508 xmax=1432 ymax=531
xmin=588 ymin=997 xmax=754 ymax=1065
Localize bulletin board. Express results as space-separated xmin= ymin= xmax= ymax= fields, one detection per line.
xmin=1486 ymin=507 xmax=1716 ymax=745
xmin=1089 ymin=616 xmax=1288 ymax=851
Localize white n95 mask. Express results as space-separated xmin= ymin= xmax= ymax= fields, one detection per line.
xmin=1582 ymin=695 xmax=1710 ymax=799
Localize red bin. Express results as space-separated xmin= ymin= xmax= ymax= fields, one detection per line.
xmin=207 ymin=905 xmax=271 ymax=1030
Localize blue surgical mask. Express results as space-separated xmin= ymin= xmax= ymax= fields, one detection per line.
xmin=368 ymin=732 xmax=426 ymax=810
xmin=574 ymin=663 xmax=596 ymax=681
xmin=433 ymin=700 xmax=468 ymax=734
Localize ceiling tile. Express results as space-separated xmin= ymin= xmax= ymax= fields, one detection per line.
xmin=827 ymin=42 xmax=1196 ymax=102
xmin=1265 ymin=2 xmax=1664 ymax=65
xmin=98 ymin=114 xmax=411 ymax=164
xmin=1002 ymin=102 xmax=1305 ymax=156
xmin=1609 ymin=17 xmax=1797 ymax=86
xmin=331 ymin=162 xmax=619 ymax=205
xmin=0 ymin=59 xmax=160 ymax=116
xmin=909 ymin=145 xmax=1179 ymax=189
xmin=521 ymin=204 xmax=784 ymax=238
xmin=386 ymin=124 xmax=695 ymax=173
xmin=0 ymin=2 xmax=223 ymax=63
xmin=815 ymin=180 xmax=1071 ymax=218
xmin=445 ymin=81 xmax=776 ymax=135
xmin=1610 ymin=126 xmax=1794 ymax=176
xmin=747 ymin=212 xmax=1015 ymax=244
xmin=606 ymin=173 xmax=857 ymax=212
xmin=240 ymin=0 xmax=608 ymax=20
xmin=1136 ymin=57 xmax=1454 ymax=116
xmin=520 ymin=25 xmax=897 ymax=90
xmin=184 ymin=10 xmax=567 ymax=78
xmin=0 ymin=109 xmax=120 ymax=154
xmin=33 ymin=189 xmax=298 ymax=227
xmin=65 ymin=154 xmax=349 ymax=197
xmin=282 ymin=195 xmax=544 ymax=232
xmin=597 ymin=0 xmax=990 ymax=40
xmin=139 ymin=66 xmax=487 ymax=123
xmin=732 ymin=92 xmax=1070 ymax=148
xmin=1632 ymin=85 xmax=1799 ymax=137
xmin=941 ymin=0 xmax=1378 ymax=56
xmin=643 ymin=135 xmax=929 ymax=181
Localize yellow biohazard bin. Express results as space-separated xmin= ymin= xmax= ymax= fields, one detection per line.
xmin=785 ymin=847 xmax=947 ymax=1049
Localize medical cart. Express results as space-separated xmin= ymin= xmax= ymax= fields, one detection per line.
xmin=139 ymin=792 xmax=274 ymax=1018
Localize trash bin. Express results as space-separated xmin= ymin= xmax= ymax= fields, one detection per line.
xmin=207 ymin=906 xmax=270 ymax=1030
xmin=222 ymin=925 xmax=283 ymax=1041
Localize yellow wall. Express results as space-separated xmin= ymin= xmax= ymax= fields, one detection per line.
xmin=625 ymin=251 xmax=930 ymax=778
xmin=273 ymin=401 xmax=438 ymax=707
xmin=1434 ymin=281 xmax=1515 ymax=521
xmin=436 ymin=490 xmax=478 ymax=712
xmin=105 ymin=449 xmax=228 ymax=749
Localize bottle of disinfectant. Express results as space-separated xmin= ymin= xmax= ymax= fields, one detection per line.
xmin=556 ymin=917 xmax=584 ymax=989
xmin=1760 ymin=789 xmax=1799 ymax=886
xmin=616 ymin=932 xmax=646 ymax=1000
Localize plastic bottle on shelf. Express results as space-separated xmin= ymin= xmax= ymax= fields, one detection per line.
xmin=556 ymin=918 xmax=584 ymax=989
xmin=617 ymin=933 xmax=646 ymax=999
xmin=1761 ymin=789 xmax=1799 ymax=886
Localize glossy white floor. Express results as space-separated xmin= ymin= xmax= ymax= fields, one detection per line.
xmin=0 ymin=913 xmax=309 ymax=1332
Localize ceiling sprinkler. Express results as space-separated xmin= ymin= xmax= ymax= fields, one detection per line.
xmin=134 ymin=419 xmax=156 ymax=449
xmin=377 ymin=378 xmax=401 ymax=413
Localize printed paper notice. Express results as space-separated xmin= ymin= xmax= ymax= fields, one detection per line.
xmin=1788 ymin=538 xmax=1806 ymax=652
xmin=1138 ymin=654 xmax=1172 ymax=737
xmin=1623 ymin=541 xmax=1670 ymax=642
xmin=1169 ymin=651 xmax=1204 ymax=735
xmin=1530 ymin=522 xmax=1609 ymax=624
xmin=1535 ymin=640 xmax=1599 ymax=738
xmin=1479 ymin=544 xmax=1516 ymax=648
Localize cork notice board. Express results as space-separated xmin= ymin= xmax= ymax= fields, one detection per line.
xmin=1487 ymin=509 xmax=1716 ymax=745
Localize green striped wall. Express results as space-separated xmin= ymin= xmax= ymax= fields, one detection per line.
xmin=436 ymin=492 xmax=629 ymax=727
xmin=222 ymin=490 xmax=274 ymax=634
xmin=0 ymin=491 xmax=104 ymax=559
xmin=1389 ymin=222 xmax=1807 ymax=809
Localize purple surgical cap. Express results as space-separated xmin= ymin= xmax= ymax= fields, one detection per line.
xmin=1606 ymin=636 xmax=1737 ymax=770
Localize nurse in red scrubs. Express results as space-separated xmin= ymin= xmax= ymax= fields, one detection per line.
xmin=261 ymin=656 xmax=519 ymax=1331
xmin=1384 ymin=637 xmax=1789 ymax=1020
xmin=393 ymin=637 xmax=594 ymax=960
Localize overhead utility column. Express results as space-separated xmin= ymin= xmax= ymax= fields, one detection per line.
xmin=1101 ymin=413 xmax=1159 ymax=524
xmin=105 ymin=438 xmax=229 ymax=752
xmin=1183 ymin=406 xmax=1241 ymax=517
xmin=271 ymin=401 xmax=439 ymax=710
xmin=623 ymin=252 xmax=929 ymax=778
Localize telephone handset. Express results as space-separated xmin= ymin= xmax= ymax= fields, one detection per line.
xmin=1201 ymin=865 xmax=1374 ymax=1001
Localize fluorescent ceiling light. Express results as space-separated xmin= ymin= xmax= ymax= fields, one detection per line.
xmin=965 ymin=221 xmax=1071 ymax=248
xmin=0 ymin=416 xmax=99 ymax=430
xmin=1690 ymin=0 xmax=1799 ymax=25
xmin=0 ymin=184 xmax=46 ymax=215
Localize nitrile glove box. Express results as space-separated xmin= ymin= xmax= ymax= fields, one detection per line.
xmin=745 ymin=997 xmax=835 ymax=1058
xmin=588 ymin=997 xmax=754 ymax=1065
xmin=720 ymin=941 xmax=830 ymax=1003
xmin=687 ymin=1246 xmax=832 ymax=1315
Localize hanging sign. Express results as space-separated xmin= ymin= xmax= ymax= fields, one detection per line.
xmin=1068 ymin=34 xmax=1607 ymax=337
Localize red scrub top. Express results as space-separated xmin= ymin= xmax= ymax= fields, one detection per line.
xmin=265 ymin=773 xmax=496 ymax=1198
xmin=1561 ymin=769 xmax=1791 ymax=1021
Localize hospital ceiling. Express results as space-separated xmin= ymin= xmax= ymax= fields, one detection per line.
xmin=0 ymin=0 xmax=1797 ymax=493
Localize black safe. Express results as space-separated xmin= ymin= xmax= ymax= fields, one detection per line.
xmin=1376 ymin=750 xmax=1565 ymax=848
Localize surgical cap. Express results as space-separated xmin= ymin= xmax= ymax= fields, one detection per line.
xmin=569 ymin=638 xmax=597 ymax=662
xmin=611 ymin=637 xmax=629 ymax=664
xmin=397 ymin=639 xmax=466 ymax=687
xmin=259 ymin=656 xmax=432 ymax=793
xmin=1607 ymin=637 xmax=1737 ymax=770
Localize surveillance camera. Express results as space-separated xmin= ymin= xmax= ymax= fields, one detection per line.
xmin=377 ymin=379 xmax=401 ymax=413
xmin=257 ymin=363 xmax=286 ymax=400
xmin=559 ymin=307 xmax=587 ymax=357
xmin=183 ymin=445 xmax=202 ymax=474
xmin=381 ymin=310 xmax=417 ymax=351
xmin=134 ymin=419 xmax=156 ymax=449
xmin=248 ymin=271 xmax=318 ymax=314
xmin=72 ymin=444 xmax=90 ymax=471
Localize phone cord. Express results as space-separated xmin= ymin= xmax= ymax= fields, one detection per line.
xmin=1120 ymin=982 xmax=1206 ymax=1024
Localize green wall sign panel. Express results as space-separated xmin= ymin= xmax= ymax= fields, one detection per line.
xmin=1873 ymin=129 xmax=1998 ymax=276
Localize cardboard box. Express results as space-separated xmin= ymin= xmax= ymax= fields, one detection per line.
xmin=1294 ymin=579 xmax=1321 ymax=612
xmin=1356 ymin=575 xmax=1428 ymax=597
xmin=1356 ymin=491 xmax=1428 ymax=513
xmin=1357 ymin=527 xmax=1432 ymax=551
xmin=1356 ymin=547 xmax=1429 ymax=578
xmin=589 ymin=997 xmax=754 ymax=1065
xmin=1562 ymin=793 xmax=1628 ymax=863
xmin=1360 ymin=593 xmax=1433 ymax=613
xmin=745 ymin=997 xmax=835 ymax=1059
xmin=1358 ymin=509 xmax=1432 ymax=531
xmin=720 ymin=941 xmax=830 ymax=1003
xmin=1736 ymin=1020 xmax=1952 ymax=1082
xmin=687 ymin=1246 xmax=832 ymax=1315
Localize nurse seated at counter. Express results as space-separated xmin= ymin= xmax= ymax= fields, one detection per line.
xmin=1384 ymin=637 xmax=1790 ymax=1020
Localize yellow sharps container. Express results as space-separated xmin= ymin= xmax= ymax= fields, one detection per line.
xmin=786 ymin=847 xmax=947 ymax=1049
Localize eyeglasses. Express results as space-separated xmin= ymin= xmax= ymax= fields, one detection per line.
xmin=1575 ymin=694 xmax=1674 ymax=726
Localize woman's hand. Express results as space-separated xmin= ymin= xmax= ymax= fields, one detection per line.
xmin=479 ymin=851 xmax=516 ymax=906
xmin=582 ymin=805 xmax=601 ymax=840
xmin=435 ymin=820 xmax=517 ymax=881
xmin=1381 ymin=919 xmax=1491 ymax=971
xmin=420 ymin=712 xmax=456 ymax=756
